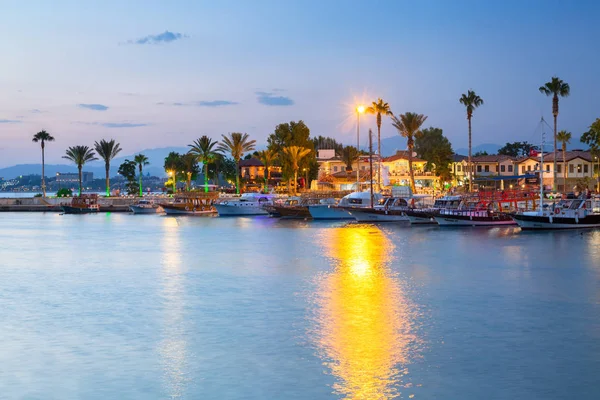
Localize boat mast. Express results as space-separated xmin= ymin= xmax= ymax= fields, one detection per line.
xmin=540 ymin=117 xmax=545 ymax=205
xmin=369 ymin=128 xmax=374 ymax=208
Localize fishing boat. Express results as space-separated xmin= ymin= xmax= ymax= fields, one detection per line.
xmin=129 ymin=199 xmax=161 ymax=214
xmin=434 ymin=200 xmax=516 ymax=226
xmin=346 ymin=197 xmax=410 ymax=222
xmin=62 ymin=194 xmax=100 ymax=214
xmin=404 ymin=195 xmax=462 ymax=224
xmin=310 ymin=191 xmax=384 ymax=220
xmin=214 ymin=193 xmax=276 ymax=216
xmin=160 ymin=192 xmax=219 ymax=216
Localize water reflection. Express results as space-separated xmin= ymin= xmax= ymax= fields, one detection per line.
xmin=158 ymin=217 xmax=189 ymax=398
xmin=312 ymin=225 xmax=419 ymax=399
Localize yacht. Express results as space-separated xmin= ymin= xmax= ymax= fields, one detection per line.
xmin=434 ymin=199 xmax=516 ymax=226
xmin=160 ymin=192 xmax=218 ymax=216
xmin=404 ymin=195 xmax=462 ymax=225
xmin=511 ymin=196 xmax=600 ymax=229
xmin=308 ymin=191 xmax=383 ymax=220
xmin=214 ymin=193 xmax=275 ymax=216
xmin=129 ymin=199 xmax=161 ymax=214
xmin=346 ymin=197 xmax=410 ymax=222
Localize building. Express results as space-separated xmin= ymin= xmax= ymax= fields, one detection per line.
xmin=238 ymin=158 xmax=282 ymax=183
xmin=316 ymin=149 xmax=380 ymax=190
xmin=56 ymin=172 xmax=93 ymax=183
xmin=381 ymin=150 xmax=437 ymax=188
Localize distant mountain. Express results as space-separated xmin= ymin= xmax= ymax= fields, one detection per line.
xmin=454 ymin=143 xmax=502 ymax=156
xmin=379 ymin=137 xmax=501 ymax=157
xmin=0 ymin=146 xmax=189 ymax=180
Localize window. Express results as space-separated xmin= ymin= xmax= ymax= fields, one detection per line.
xmin=457 ymin=165 xmax=462 ymax=172
xmin=361 ymin=166 xmax=365 ymax=171
xmin=484 ymin=165 xmax=490 ymax=172
xmin=521 ymin=165 xmax=526 ymax=173
xmin=477 ymin=165 xmax=482 ymax=172
xmin=569 ymin=164 xmax=574 ymax=174
xmin=500 ymin=165 xmax=506 ymax=172
xmin=577 ymin=164 xmax=582 ymax=173
xmin=333 ymin=166 xmax=338 ymax=172
xmin=557 ymin=164 xmax=562 ymax=173
xmin=527 ymin=165 xmax=532 ymax=171
xmin=546 ymin=164 xmax=550 ymax=172
xmin=584 ymin=164 xmax=589 ymax=173
xmin=508 ymin=165 xmax=513 ymax=173
xmin=495 ymin=165 xmax=499 ymax=172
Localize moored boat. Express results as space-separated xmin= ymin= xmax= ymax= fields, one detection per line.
xmin=129 ymin=199 xmax=161 ymax=214
xmin=62 ymin=194 xmax=100 ymax=214
xmin=347 ymin=197 xmax=410 ymax=223
xmin=214 ymin=193 xmax=275 ymax=216
xmin=160 ymin=192 xmax=219 ymax=216
xmin=312 ymin=191 xmax=384 ymax=220
xmin=512 ymin=197 xmax=600 ymax=229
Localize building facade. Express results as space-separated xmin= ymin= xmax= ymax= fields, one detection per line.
xmin=56 ymin=172 xmax=93 ymax=183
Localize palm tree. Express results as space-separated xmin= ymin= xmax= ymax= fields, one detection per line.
xmin=257 ymin=149 xmax=278 ymax=193
xmin=216 ymin=132 xmax=256 ymax=194
xmin=282 ymin=146 xmax=311 ymax=195
xmin=164 ymin=152 xmax=181 ymax=193
xmin=94 ymin=139 xmax=122 ymax=197
xmin=180 ymin=153 xmax=197 ymax=191
xmin=188 ymin=136 xmax=219 ymax=193
xmin=62 ymin=146 xmax=98 ymax=196
xmin=556 ymin=130 xmax=572 ymax=192
xmin=459 ymin=90 xmax=484 ymax=192
xmin=133 ymin=154 xmax=149 ymax=196
xmin=32 ymin=130 xmax=55 ymax=197
xmin=539 ymin=77 xmax=570 ymax=191
xmin=391 ymin=112 xmax=428 ymax=193
xmin=338 ymin=145 xmax=359 ymax=174
xmin=366 ymin=98 xmax=393 ymax=189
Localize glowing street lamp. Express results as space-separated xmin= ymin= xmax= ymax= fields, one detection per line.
xmin=356 ymin=105 xmax=365 ymax=189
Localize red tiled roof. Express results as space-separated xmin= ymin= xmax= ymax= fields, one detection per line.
xmin=515 ymin=150 xmax=594 ymax=163
xmin=471 ymin=154 xmax=516 ymax=163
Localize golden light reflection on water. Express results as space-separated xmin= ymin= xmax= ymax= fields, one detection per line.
xmin=312 ymin=225 xmax=419 ymax=399
xmin=159 ymin=217 xmax=188 ymax=398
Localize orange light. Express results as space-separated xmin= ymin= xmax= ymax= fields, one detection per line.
xmin=357 ymin=105 xmax=365 ymax=114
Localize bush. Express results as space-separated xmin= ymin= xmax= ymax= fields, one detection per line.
xmin=56 ymin=188 xmax=73 ymax=197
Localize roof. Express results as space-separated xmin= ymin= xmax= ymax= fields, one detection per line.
xmin=331 ymin=170 xmax=371 ymax=179
xmin=471 ymin=154 xmax=516 ymax=163
xmin=239 ymin=158 xmax=263 ymax=167
xmin=452 ymin=154 xmax=468 ymax=162
xmin=515 ymin=150 xmax=595 ymax=164
xmin=382 ymin=150 xmax=426 ymax=163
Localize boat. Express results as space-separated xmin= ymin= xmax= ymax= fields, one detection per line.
xmin=214 ymin=193 xmax=276 ymax=216
xmin=310 ymin=191 xmax=384 ymax=220
xmin=129 ymin=199 xmax=161 ymax=214
xmin=434 ymin=200 xmax=516 ymax=226
xmin=271 ymin=197 xmax=321 ymax=219
xmin=512 ymin=196 xmax=600 ymax=229
xmin=404 ymin=195 xmax=462 ymax=225
xmin=160 ymin=192 xmax=219 ymax=216
xmin=62 ymin=194 xmax=100 ymax=214
xmin=346 ymin=197 xmax=410 ymax=222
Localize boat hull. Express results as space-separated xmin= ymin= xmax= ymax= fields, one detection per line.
xmin=162 ymin=205 xmax=216 ymax=216
xmin=435 ymin=212 xmax=516 ymax=226
xmin=511 ymin=213 xmax=600 ymax=230
xmin=214 ymin=204 xmax=269 ymax=216
xmin=129 ymin=205 xmax=160 ymax=214
xmin=62 ymin=206 xmax=99 ymax=214
xmin=273 ymin=205 xmax=311 ymax=219
xmin=404 ymin=210 xmax=437 ymax=225
xmin=347 ymin=208 xmax=409 ymax=223
xmin=307 ymin=205 xmax=355 ymax=220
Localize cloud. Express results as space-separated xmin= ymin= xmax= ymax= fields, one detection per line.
xmin=102 ymin=123 xmax=148 ymax=128
xmin=157 ymin=100 xmax=238 ymax=107
xmin=78 ymin=104 xmax=109 ymax=111
xmin=30 ymin=109 xmax=43 ymax=113
xmin=131 ymin=31 xmax=187 ymax=45
xmin=256 ymin=91 xmax=294 ymax=106
xmin=0 ymin=119 xmax=21 ymax=123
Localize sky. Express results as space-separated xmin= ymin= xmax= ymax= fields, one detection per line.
xmin=1 ymin=0 xmax=600 ymax=167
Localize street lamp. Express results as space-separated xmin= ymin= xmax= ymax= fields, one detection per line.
xmin=356 ymin=105 xmax=365 ymax=190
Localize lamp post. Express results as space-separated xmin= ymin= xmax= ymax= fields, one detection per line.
xmin=596 ymin=156 xmax=599 ymax=192
xmin=302 ymin=168 xmax=308 ymax=191
xmin=356 ymin=105 xmax=365 ymax=191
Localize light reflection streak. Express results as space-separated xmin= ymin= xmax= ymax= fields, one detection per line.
xmin=311 ymin=225 xmax=419 ymax=399
xmin=158 ymin=217 xmax=188 ymax=398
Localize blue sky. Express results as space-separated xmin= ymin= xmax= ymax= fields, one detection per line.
xmin=1 ymin=0 xmax=599 ymax=167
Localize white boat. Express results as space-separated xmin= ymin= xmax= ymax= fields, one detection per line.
xmin=129 ymin=199 xmax=161 ymax=214
xmin=347 ymin=197 xmax=410 ymax=222
xmin=512 ymin=197 xmax=600 ymax=229
xmin=214 ymin=193 xmax=275 ymax=216
xmin=308 ymin=191 xmax=383 ymax=220
xmin=404 ymin=195 xmax=462 ymax=225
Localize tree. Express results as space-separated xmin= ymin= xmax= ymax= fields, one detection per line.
xmin=32 ymin=130 xmax=55 ymax=197
xmin=366 ymin=98 xmax=393 ymax=189
xmin=581 ymin=118 xmax=600 ymax=189
xmin=257 ymin=149 xmax=278 ymax=192
xmin=414 ymin=127 xmax=454 ymax=184
xmin=459 ymin=90 xmax=484 ymax=192
xmin=267 ymin=120 xmax=317 ymax=189
xmin=164 ymin=152 xmax=182 ymax=193
xmin=556 ymin=130 xmax=572 ymax=191
xmin=338 ymin=145 xmax=359 ymax=173
xmin=118 ymin=160 xmax=138 ymax=195
xmin=539 ymin=76 xmax=570 ymax=191
xmin=282 ymin=146 xmax=311 ymax=195
xmin=472 ymin=151 xmax=489 ymax=157
xmin=497 ymin=141 xmax=535 ymax=157
xmin=312 ymin=135 xmax=343 ymax=153
xmin=216 ymin=132 xmax=256 ymax=194
xmin=188 ymin=135 xmax=219 ymax=193
xmin=62 ymin=145 xmax=98 ymax=196
xmin=180 ymin=153 xmax=199 ymax=190
xmin=94 ymin=139 xmax=122 ymax=197
xmin=133 ymin=154 xmax=149 ymax=196
xmin=391 ymin=113 xmax=428 ymax=193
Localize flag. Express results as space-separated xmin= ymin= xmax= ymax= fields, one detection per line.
xmin=529 ymin=149 xmax=539 ymax=157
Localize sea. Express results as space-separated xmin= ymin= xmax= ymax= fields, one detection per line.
xmin=0 ymin=213 xmax=599 ymax=399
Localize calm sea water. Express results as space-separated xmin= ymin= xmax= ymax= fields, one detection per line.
xmin=1 ymin=213 xmax=599 ymax=400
